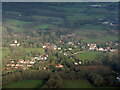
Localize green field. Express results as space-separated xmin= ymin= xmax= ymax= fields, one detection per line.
xmin=24 ymin=48 xmax=45 ymax=55
xmin=2 ymin=48 xmax=11 ymax=65
xmin=63 ymin=79 xmax=95 ymax=88
xmin=76 ymin=51 xmax=102 ymax=61
xmin=75 ymin=29 xmax=118 ymax=43
xmin=3 ymin=80 xmax=46 ymax=88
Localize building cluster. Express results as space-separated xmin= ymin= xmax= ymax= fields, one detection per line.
xmin=42 ymin=43 xmax=61 ymax=50
xmin=98 ymin=18 xmax=118 ymax=27
xmin=5 ymin=54 xmax=49 ymax=70
xmin=60 ymin=33 xmax=76 ymax=39
xmin=90 ymin=4 xmax=103 ymax=7
xmin=31 ymin=54 xmax=48 ymax=61
xmin=87 ymin=43 xmax=117 ymax=52
xmin=6 ymin=59 xmax=35 ymax=70
xmin=10 ymin=40 xmax=20 ymax=46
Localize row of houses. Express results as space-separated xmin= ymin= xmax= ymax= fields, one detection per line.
xmin=42 ymin=44 xmax=62 ymax=50
xmin=6 ymin=54 xmax=49 ymax=70
xmin=6 ymin=59 xmax=36 ymax=69
xmin=87 ymin=43 xmax=117 ymax=52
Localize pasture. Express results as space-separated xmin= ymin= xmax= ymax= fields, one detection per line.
xmin=3 ymin=80 xmax=45 ymax=88
xmin=76 ymin=51 xmax=102 ymax=61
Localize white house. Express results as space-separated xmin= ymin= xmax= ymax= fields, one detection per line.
xmin=10 ymin=44 xmax=16 ymax=46
xmin=58 ymin=47 xmax=61 ymax=50
xmin=116 ymin=76 xmax=120 ymax=82
xmin=42 ymin=46 xmax=46 ymax=48
xmin=29 ymin=61 xmax=35 ymax=64
xmin=79 ymin=61 xmax=82 ymax=64
xmin=68 ymin=48 xmax=72 ymax=50
xmin=99 ymin=48 xmax=104 ymax=51
xmin=74 ymin=62 xmax=78 ymax=65
xmin=16 ymin=43 xmax=20 ymax=46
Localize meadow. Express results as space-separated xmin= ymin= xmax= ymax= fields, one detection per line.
xmin=3 ymin=80 xmax=46 ymax=88
xmin=75 ymin=51 xmax=103 ymax=61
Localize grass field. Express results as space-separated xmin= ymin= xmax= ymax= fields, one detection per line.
xmin=76 ymin=51 xmax=102 ymax=61
xmin=63 ymin=79 xmax=95 ymax=88
xmin=3 ymin=80 xmax=46 ymax=88
xmin=75 ymin=29 xmax=118 ymax=43
xmin=2 ymin=48 xmax=10 ymax=58
xmin=2 ymin=48 xmax=11 ymax=66
xmin=24 ymin=48 xmax=45 ymax=55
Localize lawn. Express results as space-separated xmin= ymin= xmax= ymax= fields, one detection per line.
xmin=63 ymin=79 xmax=95 ymax=88
xmin=3 ymin=80 xmax=46 ymax=88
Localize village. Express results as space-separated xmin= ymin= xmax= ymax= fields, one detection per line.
xmin=3 ymin=33 xmax=118 ymax=75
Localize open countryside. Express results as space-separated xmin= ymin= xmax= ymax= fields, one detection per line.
xmin=2 ymin=2 xmax=120 ymax=88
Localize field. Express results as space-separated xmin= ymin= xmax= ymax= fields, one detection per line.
xmin=76 ymin=51 xmax=103 ymax=61
xmin=2 ymin=48 xmax=11 ymax=66
xmin=23 ymin=48 xmax=45 ymax=55
xmin=75 ymin=29 xmax=118 ymax=43
xmin=63 ymin=79 xmax=95 ymax=88
xmin=3 ymin=80 xmax=46 ymax=88
xmin=3 ymin=3 xmax=118 ymax=43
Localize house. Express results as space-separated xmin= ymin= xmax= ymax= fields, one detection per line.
xmin=88 ymin=43 xmax=97 ymax=51
xmin=110 ymin=49 xmax=116 ymax=52
xmin=11 ymin=64 xmax=15 ymax=67
xmin=98 ymin=48 xmax=104 ymax=51
xmin=9 ymin=60 xmax=15 ymax=64
xmin=79 ymin=61 xmax=82 ymax=64
xmin=102 ymin=22 xmax=109 ymax=25
xmin=18 ymin=59 xmax=24 ymax=63
xmin=68 ymin=42 xmax=74 ymax=45
xmin=51 ymin=45 xmax=57 ymax=50
xmin=6 ymin=64 xmax=11 ymax=67
xmin=58 ymin=47 xmax=61 ymax=50
xmin=74 ymin=46 xmax=77 ymax=48
xmin=42 ymin=45 xmax=47 ymax=48
xmin=29 ymin=61 xmax=35 ymax=64
xmin=68 ymin=48 xmax=72 ymax=50
xmin=24 ymin=60 xmax=30 ymax=64
xmin=116 ymin=76 xmax=120 ymax=82
xmin=43 ymin=67 xmax=47 ymax=70
xmin=14 ymin=40 xmax=18 ymax=44
xmin=23 ymin=67 xmax=28 ymax=70
xmin=64 ymin=52 xmax=68 ymax=56
xmin=44 ymin=57 xmax=47 ymax=60
xmin=90 ymin=4 xmax=101 ymax=7
xmin=74 ymin=62 xmax=78 ymax=65
xmin=55 ymin=64 xmax=64 ymax=68
xmin=14 ymin=66 xmax=18 ymax=69
xmin=16 ymin=43 xmax=20 ymax=46
xmin=10 ymin=44 xmax=16 ymax=46
xmin=15 ymin=64 xmax=23 ymax=67
xmin=10 ymin=40 xmax=20 ymax=46
xmin=27 ymin=64 xmax=32 ymax=67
